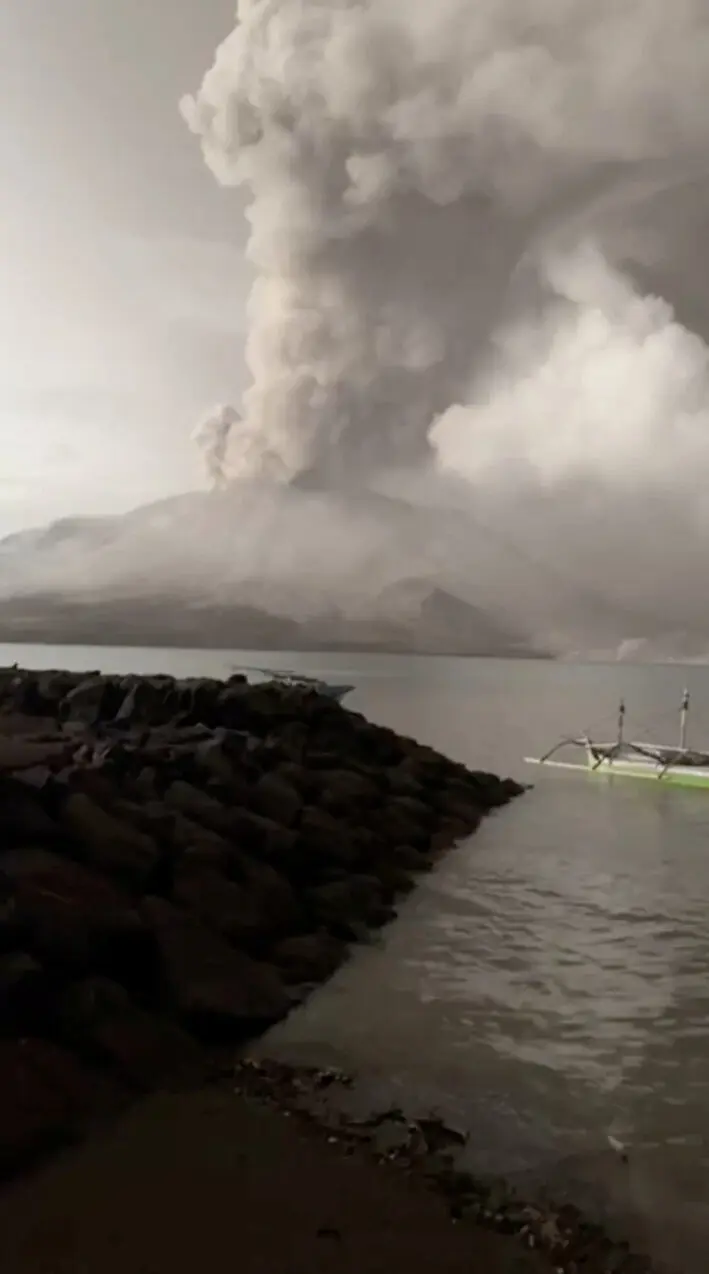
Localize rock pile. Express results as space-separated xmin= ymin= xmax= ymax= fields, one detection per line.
xmin=0 ymin=664 xmax=523 ymax=1185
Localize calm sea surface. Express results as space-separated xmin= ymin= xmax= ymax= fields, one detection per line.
xmin=3 ymin=644 xmax=709 ymax=1265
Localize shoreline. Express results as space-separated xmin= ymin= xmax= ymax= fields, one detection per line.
xmin=0 ymin=1054 xmax=662 ymax=1274
xmin=0 ymin=665 xmax=671 ymax=1271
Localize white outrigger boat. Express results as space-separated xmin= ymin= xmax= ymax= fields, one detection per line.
xmin=525 ymin=691 xmax=709 ymax=788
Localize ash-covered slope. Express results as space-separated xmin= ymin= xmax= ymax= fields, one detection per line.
xmin=0 ymin=487 xmax=546 ymax=656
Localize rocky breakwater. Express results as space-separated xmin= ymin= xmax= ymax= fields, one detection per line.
xmin=0 ymin=664 xmax=523 ymax=1185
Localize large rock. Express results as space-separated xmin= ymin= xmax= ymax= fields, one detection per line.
xmin=228 ymin=807 xmax=298 ymax=862
xmin=251 ymin=772 xmax=302 ymax=828
xmin=113 ymin=676 xmax=178 ymax=726
xmin=0 ymin=848 xmax=152 ymax=985
xmin=0 ymin=775 xmax=62 ymax=845
xmin=141 ymin=897 xmax=291 ymax=1042
xmin=0 ymin=952 xmax=48 ymax=1035
xmin=0 ymin=1037 xmax=124 ymax=1180
xmin=224 ymin=851 xmax=302 ymax=936
xmin=170 ymin=811 xmax=232 ymax=870
xmin=164 ymin=780 xmax=234 ymax=837
xmin=55 ymin=977 xmax=204 ymax=1091
xmin=172 ymin=863 xmax=277 ymax=952
xmin=315 ymin=767 xmax=382 ymax=816
xmin=269 ymin=931 xmax=347 ymax=984
xmin=60 ymin=675 xmax=122 ymax=725
xmin=61 ymin=792 xmax=159 ymax=889
xmin=371 ymin=796 xmax=433 ymax=852
xmin=292 ymin=806 xmax=361 ymax=877
xmin=304 ymin=875 xmax=392 ymax=938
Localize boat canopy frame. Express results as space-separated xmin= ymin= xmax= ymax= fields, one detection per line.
xmin=532 ymin=690 xmax=709 ymax=778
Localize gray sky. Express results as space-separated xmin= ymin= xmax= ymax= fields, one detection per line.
xmin=0 ymin=0 xmax=248 ymax=534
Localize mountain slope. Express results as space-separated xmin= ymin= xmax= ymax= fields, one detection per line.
xmin=0 ymin=488 xmax=548 ymax=656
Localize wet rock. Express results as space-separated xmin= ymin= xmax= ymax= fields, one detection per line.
xmin=315 ymin=767 xmax=382 ymax=816
xmin=0 ymin=713 xmax=60 ymax=737
xmin=0 ymin=774 xmax=62 ymax=845
xmin=228 ymin=807 xmax=299 ymax=862
xmin=170 ymin=812 xmax=232 ymax=869
xmin=251 ymin=771 xmax=302 ymax=828
xmin=172 ymin=863 xmax=277 ymax=951
xmin=114 ymin=677 xmax=176 ymax=726
xmin=0 ymin=848 xmax=152 ymax=984
xmin=54 ymin=977 xmax=204 ymax=1091
xmin=224 ymin=851 xmax=303 ymax=936
xmin=164 ymin=780 xmax=233 ymax=837
xmin=0 ymin=1037 xmax=124 ymax=1180
xmin=373 ymin=798 xmax=432 ymax=852
xmin=294 ymin=806 xmax=361 ymax=874
xmin=304 ymin=875 xmax=391 ymax=937
xmin=429 ymin=818 xmax=472 ymax=852
xmin=0 ymin=952 xmax=48 ymax=1034
xmin=369 ymin=860 xmax=418 ymax=898
xmin=61 ymin=792 xmax=158 ymax=889
xmin=385 ymin=763 xmax=427 ymax=800
xmin=193 ymin=733 xmax=242 ymax=785
xmin=60 ymin=676 xmax=121 ymax=725
xmin=269 ymin=931 xmax=347 ymax=984
xmin=0 ymin=875 xmax=25 ymax=953
xmin=141 ymin=897 xmax=290 ymax=1042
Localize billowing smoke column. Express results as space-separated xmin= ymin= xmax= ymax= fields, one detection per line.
xmin=191 ymin=403 xmax=240 ymax=489
xmin=179 ymin=1 xmax=709 ymax=648
xmin=182 ymin=0 xmax=709 ymax=493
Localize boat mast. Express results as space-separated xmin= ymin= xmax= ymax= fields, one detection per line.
xmin=616 ymin=697 xmax=625 ymax=748
xmin=680 ymin=689 xmax=690 ymax=751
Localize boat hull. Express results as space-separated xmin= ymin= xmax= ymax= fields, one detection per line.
xmin=524 ymin=754 xmax=709 ymax=788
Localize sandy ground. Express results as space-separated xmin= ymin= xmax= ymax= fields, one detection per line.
xmin=0 ymin=1088 xmax=546 ymax=1274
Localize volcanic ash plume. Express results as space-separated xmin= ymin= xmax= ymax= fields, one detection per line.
xmin=179 ymin=1 xmax=709 ymax=646
xmin=191 ymin=403 xmax=240 ymax=490
xmin=181 ymin=0 xmax=709 ymax=489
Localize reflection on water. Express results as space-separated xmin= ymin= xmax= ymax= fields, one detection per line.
xmin=3 ymin=645 xmax=709 ymax=1264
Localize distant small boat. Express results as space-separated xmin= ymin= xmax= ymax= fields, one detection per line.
xmin=525 ymin=691 xmax=709 ymax=788
xmin=232 ymin=664 xmax=354 ymax=703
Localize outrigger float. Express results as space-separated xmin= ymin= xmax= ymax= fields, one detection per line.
xmin=525 ymin=691 xmax=709 ymax=788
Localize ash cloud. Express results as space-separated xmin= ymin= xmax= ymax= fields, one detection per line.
xmin=175 ymin=1 xmax=709 ymax=651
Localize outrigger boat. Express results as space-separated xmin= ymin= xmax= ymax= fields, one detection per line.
xmin=525 ymin=691 xmax=709 ymax=788
xmin=232 ymin=664 xmax=354 ymax=703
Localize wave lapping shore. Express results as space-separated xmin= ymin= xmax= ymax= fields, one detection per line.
xmin=0 ymin=663 xmax=521 ymax=1182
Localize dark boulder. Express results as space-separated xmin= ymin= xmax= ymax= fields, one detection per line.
xmin=60 ymin=676 xmax=122 ymax=725
xmin=223 ymin=851 xmax=303 ymax=936
xmin=315 ymin=767 xmax=382 ymax=817
xmin=61 ymin=792 xmax=159 ymax=889
xmin=0 ymin=774 xmax=62 ymax=847
xmin=172 ymin=863 xmax=276 ymax=952
xmin=228 ymin=807 xmax=299 ymax=862
xmin=293 ymin=806 xmax=361 ymax=876
xmin=113 ymin=676 xmax=177 ymax=726
xmin=371 ymin=797 xmax=433 ymax=852
xmin=304 ymin=875 xmax=391 ymax=938
xmin=251 ymin=771 xmax=302 ymax=828
xmin=141 ymin=897 xmax=291 ymax=1042
xmin=54 ymin=977 xmax=204 ymax=1091
xmin=164 ymin=780 xmax=234 ymax=837
xmin=0 ymin=952 xmax=48 ymax=1035
xmin=0 ymin=849 xmax=152 ymax=986
xmin=269 ymin=931 xmax=347 ymax=984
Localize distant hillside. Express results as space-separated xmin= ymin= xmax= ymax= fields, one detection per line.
xmin=0 ymin=489 xmax=550 ymax=657
xmin=0 ymin=585 xmax=549 ymax=656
